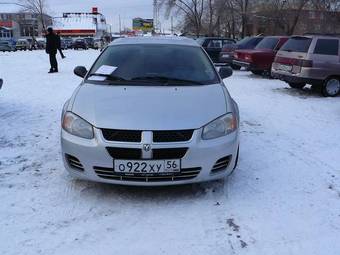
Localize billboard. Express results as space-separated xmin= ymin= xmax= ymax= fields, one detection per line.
xmin=132 ymin=18 xmax=153 ymax=32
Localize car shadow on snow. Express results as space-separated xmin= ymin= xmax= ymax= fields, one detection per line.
xmin=273 ymin=86 xmax=324 ymax=99
xmin=66 ymin=176 xmax=228 ymax=204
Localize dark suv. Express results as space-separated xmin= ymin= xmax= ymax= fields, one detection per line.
xmin=272 ymin=35 xmax=340 ymax=97
xmin=73 ymin=39 xmax=88 ymax=50
xmin=197 ymin=37 xmax=236 ymax=62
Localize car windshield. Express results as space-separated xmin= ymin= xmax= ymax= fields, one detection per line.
xmin=255 ymin=37 xmax=279 ymax=50
xmin=87 ymin=44 xmax=219 ymax=86
xmin=280 ymin=37 xmax=312 ymax=53
xmin=236 ymin=37 xmax=251 ymax=46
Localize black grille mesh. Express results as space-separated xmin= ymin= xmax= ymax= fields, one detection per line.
xmin=102 ymin=129 xmax=142 ymax=142
xmin=153 ymin=130 xmax=194 ymax=142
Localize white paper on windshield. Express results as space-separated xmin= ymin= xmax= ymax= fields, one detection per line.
xmin=88 ymin=75 xmax=106 ymax=81
xmin=95 ymin=65 xmax=117 ymax=75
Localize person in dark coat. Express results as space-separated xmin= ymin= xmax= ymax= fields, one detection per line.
xmin=46 ymin=27 xmax=58 ymax=73
xmin=56 ymin=32 xmax=65 ymax=59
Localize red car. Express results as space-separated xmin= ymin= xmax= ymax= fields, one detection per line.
xmin=233 ymin=36 xmax=289 ymax=75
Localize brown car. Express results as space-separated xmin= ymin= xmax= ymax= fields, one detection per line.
xmin=271 ymin=35 xmax=340 ymax=97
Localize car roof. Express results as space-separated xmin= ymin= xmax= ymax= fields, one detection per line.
xmin=291 ymin=35 xmax=340 ymax=40
xmin=110 ymin=36 xmax=199 ymax=47
xmin=199 ymin=37 xmax=235 ymax=40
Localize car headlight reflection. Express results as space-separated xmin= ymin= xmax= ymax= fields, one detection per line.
xmin=202 ymin=113 xmax=237 ymax=140
xmin=62 ymin=112 xmax=94 ymax=139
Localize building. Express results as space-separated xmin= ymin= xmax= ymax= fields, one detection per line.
xmin=53 ymin=8 xmax=108 ymax=38
xmin=246 ymin=9 xmax=340 ymax=36
xmin=0 ymin=12 xmax=52 ymax=40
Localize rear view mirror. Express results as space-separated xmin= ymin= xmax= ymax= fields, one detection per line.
xmin=219 ymin=66 xmax=233 ymax=79
xmin=74 ymin=66 xmax=88 ymax=78
xmin=0 ymin=79 xmax=3 ymax=89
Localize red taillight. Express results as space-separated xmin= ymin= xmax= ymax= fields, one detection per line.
xmin=245 ymin=54 xmax=252 ymax=62
xmin=234 ymin=52 xmax=238 ymax=58
xmin=274 ymin=56 xmax=313 ymax=67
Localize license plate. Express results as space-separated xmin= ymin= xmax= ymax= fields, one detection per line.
xmin=114 ymin=159 xmax=181 ymax=174
xmin=277 ymin=64 xmax=292 ymax=72
xmin=222 ymin=54 xmax=230 ymax=58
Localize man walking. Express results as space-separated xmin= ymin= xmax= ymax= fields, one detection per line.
xmin=56 ymin=32 xmax=66 ymax=59
xmin=46 ymin=27 xmax=58 ymax=73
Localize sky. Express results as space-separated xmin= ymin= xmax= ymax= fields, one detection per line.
xmin=0 ymin=0 xmax=172 ymax=32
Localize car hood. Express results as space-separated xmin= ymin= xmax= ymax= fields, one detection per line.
xmin=71 ymin=83 xmax=227 ymax=130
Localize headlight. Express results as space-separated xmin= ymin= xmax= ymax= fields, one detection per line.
xmin=62 ymin=112 xmax=94 ymax=139
xmin=202 ymin=113 xmax=237 ymax=140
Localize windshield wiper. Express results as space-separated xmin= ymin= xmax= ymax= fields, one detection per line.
xmin=131 ymin=76 xmax=203 ymax=85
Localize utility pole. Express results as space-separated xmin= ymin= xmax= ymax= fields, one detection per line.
xmin=171 ymin=16 xmax=174 ymax=35
xmin=119 ymin=15 xmax=121 ymax=36
xmin=153 ymin=0 xmax=159 ymax=33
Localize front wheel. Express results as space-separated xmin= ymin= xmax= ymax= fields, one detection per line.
xmin=288 ymin=82 xmax=306 ymax=89
xmin=322 ymin=78 xmax=340 ymax=97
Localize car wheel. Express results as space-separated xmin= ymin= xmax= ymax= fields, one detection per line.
xmin=322 ymin=78 xmax=340 ymax=97
xmin=251 ymin=70 xmax=263 ymax=75
xmin=231 ymin=64 xmax=241 ymax=70
xmin=288 ymin=82 xmax=306 ymax=89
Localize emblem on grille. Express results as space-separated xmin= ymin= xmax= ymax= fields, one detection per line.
xmin=143 ymin=144 xmax=151 ymax=152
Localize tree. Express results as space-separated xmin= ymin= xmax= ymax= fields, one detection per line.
xmin=161 ymin=0 xmax=205 ymax=37
xmin=19 ymin=0 xmax=49 ymax=33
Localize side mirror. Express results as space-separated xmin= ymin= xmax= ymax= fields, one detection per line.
xmin=0 ymin=79 xmax=3 ymax=89
xmin=219 ymin=66 xmax=233 ymax=79
xmin=74 ymin=66 xmax=87 ymax=78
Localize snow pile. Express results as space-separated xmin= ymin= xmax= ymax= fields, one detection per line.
xmin=0 ymin=50 xmax=339 ymax=255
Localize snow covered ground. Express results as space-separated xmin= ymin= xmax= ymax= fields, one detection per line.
xmin=0 ymin=50 xmax=339 ymax=255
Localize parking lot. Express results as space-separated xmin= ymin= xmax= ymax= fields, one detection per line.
xmin=0 ymin=50 xmax=340 ymax=255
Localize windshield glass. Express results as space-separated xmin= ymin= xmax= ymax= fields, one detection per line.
xmin=87 ymin=44 xmax=219 ymax=85
xmin=280 ymin=37 xmax=312 ymax=53
xmin=236 ymin=37 xmax=251 ymax=45
xmin=255 ymin=37 xmax=279 ymax=50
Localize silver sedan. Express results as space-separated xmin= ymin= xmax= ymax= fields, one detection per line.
xmin=61 ymin=37 xmax=240 ymax=186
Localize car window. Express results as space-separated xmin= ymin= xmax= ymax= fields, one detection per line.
xmin=207 ymin=40 xmax=222 ymax=48
xmin=222 ymin=40 xmax=234 ymax=46
xmin=314 ymin=39 xmax=339 ymax=55
xmin=244 ymin=37 xmax=263 ymax=48
xmin=255 ymin=37 xmax=279 ymax=50
xmin=88 ymin=44 xmax=219 ymax=85
xmin=280 ymin=37 xmax=312 ymax=53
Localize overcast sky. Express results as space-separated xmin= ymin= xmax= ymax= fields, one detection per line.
xmin=1 ymin=0 xmax=172 ymax=32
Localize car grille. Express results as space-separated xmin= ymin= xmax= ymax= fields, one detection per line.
xmin=106 ymin=147 xmax=188 ymax=160
xmin=211 ymin=155 xmax=231 ymax=174
xmin=102 ymin=129 xmax=142 ymax=142
xmin=94 ymin=166 xmax=201 ymax=182
xmin=101 ymin=129 xmax=194 ymax=143
xmin=153 ymin=130 xmax=194 ymax=142
xmin=66 ymin=154 xmax=84 ymax=171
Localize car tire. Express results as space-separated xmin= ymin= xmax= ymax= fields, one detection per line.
xmin=288 ymin=82 xmax=306 ymax=89
xmin=251 ymin=70 xmax=263 ymax=75
xmin=322 ymin=78 xmax=340 ymax=97
xmin=231 ymin=64 xmax=241 ymax=70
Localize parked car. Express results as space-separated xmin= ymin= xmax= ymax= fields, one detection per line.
xmin=60 ymin=39 xmax=67 ymax=50
xmin=36 ymin=39 xmax=46 ymax=49
xmin=73 ymin=38 xmax=88 ymax=50
xmin=63 ymin=38 xmax=73 ymax=49
xmin=233 ymin=36 xmax=289 ymax=75
xmin=0 ymin=40 xmax=16 ymax=52
xmin=61 ymin=37 xmax=239 ymax=186
xmin=84 ymin=37 xmax=95 ymax=48
xmin=197 ymin=37 xmax=236 ymax=62
xmin=219 ymin=36 xmax=264 ymax=69
xmin=271 ymin=35 xmax=340 ymax=97
xmin=16 ymin=39 xmax=31 ymax=51
xmin=0 ymin=78 xmax=3 ymax=90
xmin=93 ymin=38 xmax=104 ymax=50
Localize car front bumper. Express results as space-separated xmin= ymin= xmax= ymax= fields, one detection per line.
xmin=61 ymin=127 xmax=239 ymax=186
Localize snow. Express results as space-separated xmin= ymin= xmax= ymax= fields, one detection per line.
xmin=0 ymin=50 xmax=340 ymax=255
